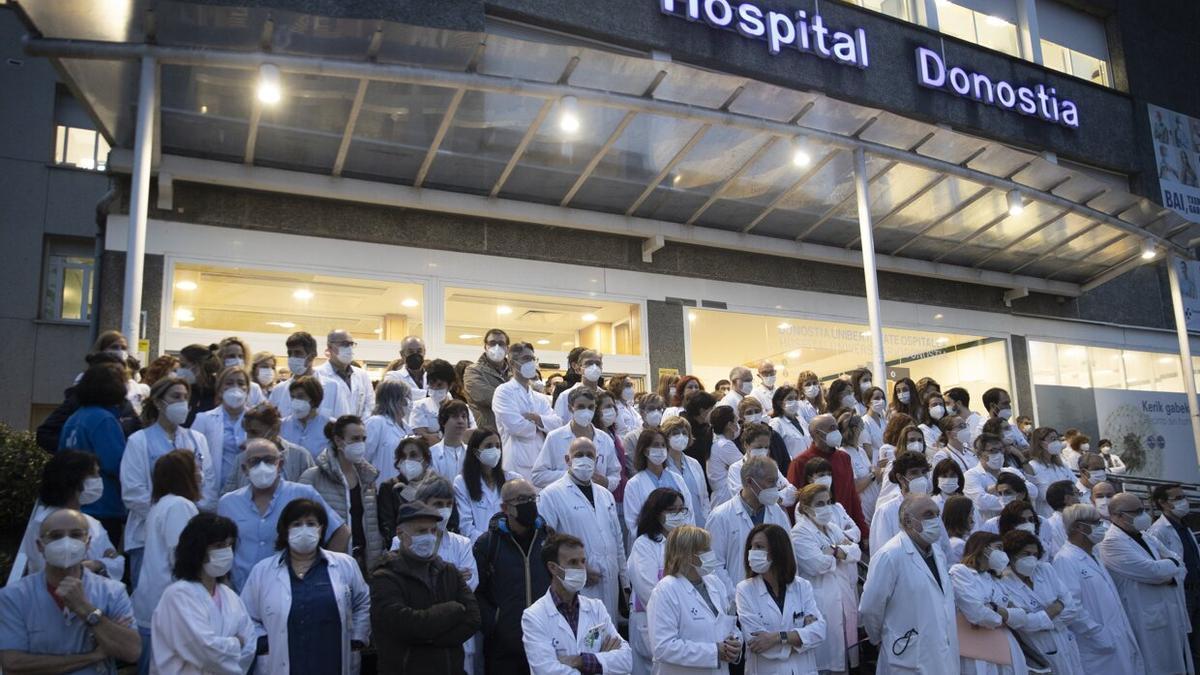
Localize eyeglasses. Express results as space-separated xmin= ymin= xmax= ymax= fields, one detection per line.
xmin=246 ymin=456 xmax=278 ymax=467
xmin=332 ymin=340 xmax=358 ymax=348
xmin=665 ymin=507 xmax=691 ymax=516
xmin=507 ymin=495 xmax=539 ymax=506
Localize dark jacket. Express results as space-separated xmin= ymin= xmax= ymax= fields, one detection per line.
xmin=37 ymin=384 xmax=141 ymax=453
xmin=370 ymin=550 xmax=481 ymax=675
xmin=472 ymin=514 xmax=552 ymax=668
xmin=377 ymin=476 xmax=461 ymax=542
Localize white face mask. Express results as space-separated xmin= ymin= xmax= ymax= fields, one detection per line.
xmin=803 ymin=384 xmax=821 ymax=399
xmin=644 ymin=410 xmax=663 ymax=426
xmin=744 ymin=413 xmax=763 ymax=424
xmin=917 ymin=516 xmax=943 ymax=543
xmin=1046 ymin=440 xmax=1064 ymax=456
xmin=696 ymin=550 xmax=719 ymax=576
xmin=761 ymin=375 xmax=776 ymax=388
xmin=164 ymin=400 xmax=190 ymax=426
xmin=531 ymin=380 xmax=546 ymax=393
xmin=175 ymin=368 xmax=196 ymax=385
xmin=997 ymin=494 xmax=1017 ymax=507
xmin=428 ymin=388 xmax=449 ymax=404
xmin=669 ymin=433 xmax=689 ymax=451
xmin=811 ymin=504 xmax=833 ymax=526
xmin=987 ymin=549 xmax=1009 ymax=573
xmin=813 ymin=475 xmax=833 ymax=488
xmin=256 ymin=367 xmax=274 ymax=386
xmin=784 ymin=400 xmax=801 ymax=416
xmin=1132 ymin=512 xmax=1153 ymax=531
xmin=1095 ymin=497 xmax=1110 ymax=517
xmin=929 ymin=405 xmax=945 ymax=420
xmin=667 ymin=387 xmax=677 ymax=399
xmin=906 ymin=441 xmax=923 ymax=453
xmin=956 ymin=428 xmax=973 ymax=447
xmin=997 ymin=407 xmax=1012 ymax=421
xmin=748 ymin=549 xmax=771 ymax=574
xmin=435 ymin=507 xmax=453 ymax=530
xmin=221 ymin=387 xmax=247 ymax=409
xmin=224 ymin=357 xmax=244 ymax=369
xmin=400 ymin=459 xmax=424 ymax=481
xmin=1080 ymin=443 xmax=1091 ymax=453
xmin=739 ymin=380 xmax=753 ymax=395
xmin=840 ymin=394 xmax=856 ymax=409
xmin=898 ymin=391 xmax=911 ymax=404
xmin=1084 ymin=522 xmax=1108 ymax=544
xmin=336 ymin=345 xmax=355 ymax=364
xmin=748 ymin=447 xmax=769 ymax=458
xmin=79 ymin=476 xmax=104 ymax=505
xmin=648 ymin=447 xmax=668 ymax=466
xmin=289 ymin=399 xmax=312 ymax=418
xmin=475 ymin=444 xmax=502 ymax=468
xmin=203 ymin=547 xmax=235 ymax=578
xmin=1088 ymin=470 xmax=1106 ymax=484
xmin=583 ymin=364 xmax=602 ymax=382
xmin=859 ymin=380 xmax=873 ymax=393
xmin=1099 ymin=445 xmax=1112 ymax=455
xmin=824 ymin=430 xmax=843 ymax=448
xmin=906 ymin=475 xmax=930 ymax=496
xmin=622 ymin=387 xmax=635 ymax=403
xmin=42 ymin=536 xmax=87 ymax=569
xmin=570 ymin=457 xmax=595 ymax=483
xmin=757 ymin=486 xmax=781 ymax=506
xmin=1014 ymin=555 xmax=1038 ymax=577
xmin=572 ymin=409 xmax=595 ymax=427
xmin=600 ymin=409 xmax=617 ymax=427
xmin=287 ymin=356 xmax=309 ymax=376
xmin=871 ymin=399 xmax=886 ymax=414
xmin=1015 ymin=522 xmax=1036 ymax=533
xmin=664 ymin=511 xmax=690 ymax=531
xmin=486 ymin=344 xmax=507 ymax=363
xmin=519 ymin=360 xmax=539 ymax=380
xmin=1174 ymin=498 xmax=1191 ymax=517
xmin=288 ymin=525 xmax=321 ymax=554
xmin=937 ymin=477 xmax=959 ymax=494
xmin=407 ymin=532 xmax=437 ymax=558
xmin=985 ymin=453 xmax=1004 ymax=470
xmin=559 ymin=566 xmax=587 ymax=593
xmin=111 ymin=348 xmax=129 ymax=363
xmin=248 ymin=462 xmax=278 ymax=489
xmin=343 ymin=441 xmax=367 ymax=462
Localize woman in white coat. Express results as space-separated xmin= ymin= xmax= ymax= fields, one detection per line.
xmin=151 ymin=513 xmax=257 ymax=675
xmin=624 ymin=393 xmax=666 ymax=452
xmin=835 ymin=411 xmax=879 ymax=524
xmin=452 ymin=429 xmax=519 ymax=542
xmin=627 ymin=487 xmax=690 ymax=675
xmin=607 ymin=374 xmax=645 ymax=440
xmin=362 ymin=379 xmax=412 ymax=485
xmin=999 ymin=529 xmax=1084 ymax=675
xmin=190 ymin=366 xmax=251 ymax=499
xmin=859 ymin=386 xmax=887 ymax=459
xmin=736 ymin=523 xmax=826 ymax=674
xmin=706 ymin=406 xmax=743 ymax=508
xmin=931 ymin=414 xmax=979 ymax=476
xmin=240 ymin=499 xmax=370 ymax=675
xmin=949 ymin=531 xmax=1029 ymax=675
xmin=768 ymin=385 xmax=810 ymax=460
xmin=1025 ymin=427 xmax=1076 ymax=519
xmin=646 ymin=525 xmax=741 ymax=674
xmin=662 ymin=417 xmax=709 ymax=527
xmin=790 ymin=483 xmax=860 ymax=674
xmin=624 ymin=429 xmax=695 ymax=537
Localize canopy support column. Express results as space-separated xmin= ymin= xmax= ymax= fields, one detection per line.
xmin=853 ymin=148 xmax=887 ymax=390
xmin=122 ymin=56 xmax=157 ymax=345
xmin=1167 ymin=253 xmax=1200 ymax=466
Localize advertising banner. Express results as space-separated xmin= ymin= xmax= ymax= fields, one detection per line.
xmin=1149 ymin=103 xmax=1200 ymax=223
xmin=1093 ymin=388 xmax=1200 ymax=483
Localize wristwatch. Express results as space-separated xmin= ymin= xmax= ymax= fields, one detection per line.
xmin=84 ymin=608 xmax=103 ymax=627
xmin=779 ymin=631 xmax=788 ymax=645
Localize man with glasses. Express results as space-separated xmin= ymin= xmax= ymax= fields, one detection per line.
xmin=464 ymin=328 xmax=513 ymax=431
xmin=1098 ymin=492 xmax=1192 ymax=674
xmin=705 ymin=455 xmax=790 ymax=606
xmin=472 ymin=478 xmax=552 ymax=675
xmin=493 ymin=342 xmax=561 ymax=481
xmin=1150 ymin=484 xmax=1200 ymax=662
xmin=315 ymin=328 xmax=374 ymax=418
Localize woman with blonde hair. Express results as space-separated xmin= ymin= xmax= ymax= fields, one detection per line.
xmin=795 ymin=370 xmax=825 ymax=423
xmin=190 ymin=365 xmax=252 ymax=494
xmin=1026 ymin=427 xmax=1075 ymax=518
xmin=661 ymin=416 xmax=709 ymax=526
xmin=216 ymin=336 xmax=266 ymax=406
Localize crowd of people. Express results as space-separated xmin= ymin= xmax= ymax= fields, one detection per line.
xmin=0 ymin=325 xmax=1194 ymax=675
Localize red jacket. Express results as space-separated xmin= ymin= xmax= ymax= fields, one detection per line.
xmin=787 ymin=443 xmax=869 ymax=539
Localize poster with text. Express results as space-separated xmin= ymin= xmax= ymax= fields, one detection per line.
xmin=1149 ymin=103 xmax=1200 ymax=223
xmin=1175 ymin=257 xmax=1200 ymax=332
xmin=1093 ymin=388 xmax=1200 ymax=483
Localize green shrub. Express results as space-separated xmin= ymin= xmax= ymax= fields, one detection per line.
xmin=0 ymin=423 xmax=47 ymax=537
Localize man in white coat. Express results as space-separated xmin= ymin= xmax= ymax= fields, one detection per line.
xmin=538 ymin=438 xmax=628 ymax=622
xmin=859 ymin=495 xmax=958 ymax=673
xmin=1098 ymin=492 xmax=1193 ymax=675
xmin=705 ymin=455 xmax=790 ymax=607
xmin=533 ymin=388 xmax=620 ymax=490
xmin=314 ymin=329 xmax=374 ymax=419
xmin=1053 ymin=503 xmax=1144 ymax=674
xmin=552 ymin=349 xmax=605 ymax=428
xmin=492 ymin=342 xmax=561 ymax=481
xmin=716 ymin=366 xmax=753 ymax=410
xmin=522 ymin=533 xmax=632 ymax=674
xmin=749 ymin=360 xmax=776 ymax=411
xmin=1149 ymin=483 xmax=1200 ymax=658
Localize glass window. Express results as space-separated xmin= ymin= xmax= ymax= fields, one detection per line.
xmin=1037 ymin=0 xmax=1111 ymax=87
xmin=849 ymin=0 xmax=910 ymax=22
xmin=443 ymin=287 xmax=642 ymax=355
xmin=1054 ymin=344 xmax=1091 ymax=388
xmin=1030 ymin=341 xmax=1192 ymax=393
xmin=935 ymin=1 xmax=1020 ymax=57
xmin=41 ymin=238 xmax=95 ymax=322
xmin=54 ymin=126 xmax=110 ymax=171
xmin=1030 ymin=340 xmax=1060 ymax=385
xmin=169 ymin=262 xmax=423 ymax=342
xmin=1088 ymin=347 xmax=1124 ymax=389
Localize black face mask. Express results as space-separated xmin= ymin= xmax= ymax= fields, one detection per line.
xmin=512 ymin=501 xmax=539 ymax=528
xmin=405 ymin=353 xmax=424 ymax=371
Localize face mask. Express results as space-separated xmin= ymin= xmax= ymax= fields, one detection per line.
xmin=937 ymin=477 xmax=959 ymax=494
xmin=748 ymin=549 xmax=771 ymax=574
xmin=762 ymin=375 xmax=776 ymax=388
xmin=428 ymin=388 xmax=449 ymax=404
xmin=570 ymin=457 xmax=596 ymax=483
xmin=600 ymin=409 xmax=617 ymax=427
xmin=203 ymin=547 xmax=235 ymax=578
xmin=871 ymin=399 xmax=886 ymax=414
xmin=906 ymin=441 xmax=923 ymax=453
xmin=288 ymin=525 xmax=321 ymax=554
xmin=742 ymin=413 xmax=762 ymax=425
xmin=112 ymin=348 xmax=129 ymax=363
xmin=739 ymin=381 xmax=753 ymax=395
xmin=1046 ymin=440 xmax=1064 ymax=456
xmin=784 ymin=400 xmax=801 ymax=416
xmin=803 ymin=384 xmax=821 ymax=399
xmin=997 ymin=407 xmax=1012 ymax=421
xmin=622 ymin=387 xmax=636 ymax=403
xmin=156 ymin=398 xmax=188 ymax=426
xmin=1088 ymin=470 xmax=1106 ymax=484
xmin=559 ymin=566 xmax=587 ymax=593
xmin=400 ymin=352 xmax=422 ymax=371
xmin=518 ymin=360 xmax=539 ymax=380
xmin=221 ymin=387 xmax=247 ymax=409
xmin=956 ymin=429 xmax=973 ymax=447
xmin=898 ymin=391 xmax=911 ymax=404
xmin=1015 ymin=522 xmax=1036 ymax=533
xmin=644 ymin=410 xmax=663 ymax=426
xmin=859 ymin=380 xmax=873 ymax=392
xmin=929 ymin=405 xmax=945 ymax=420
xmin=479 ymin=447 xmax=502 ymax=469
xmin=343 ymin=441 xmax=367 ymax=462
xmin=287 ymin=356 xmax=309 ymax=376
xmin=79 ymin=476 xmax=104 ymax=505
xmin=697 ymin=550 xmax=719 ymax=576
xmin=435 ymin=507 xmax=453 ymax=530
xmin=1132 ymin=512 xmax=1152 ymax=531
xmin=174 ymin=368 xmax=196 ymax=385
xmin=811 ymin=504 xmax=833 ymax=526
xmin=906 ymin=476 xmax=930 ymax=496
xmin=249 ymin=462 xmax=278 ymax=489
xmin=224 ymin=357 xmax=244 ymax=369
xmin=1084 ymin=522 xmax=1107 ymax=544
xmin=840 ymin=394 xmax=856 ymax=409
xmin=669 ymin=434 xmax=689 ymax=451
xmin=749 ymin=447 xmax=769 ymax=458
xmin=336 ymin=345 xmax=355 ymax=363
xmin=813 ymin=475 xmax=833 ymax=488
xmin=407 ymin=533 xmax=437 ymax=558
xmin=583 ymin=364 xmax=602 ymax=382
xmin=667 ymin=387 xmax=677 ymax=399
xmin=1099 ymin=445 xmax=1112 ymax=455
xmin=572 ymin=409 xmax=595 ymax=427
xmin=400 ymin=459 xmax=424 ymax=481
xmin=987 ymin=549 xmax=1009 ymax=573
xmin=1014 ymin=555 xmax=1038 ymax=577
xmin=1174 ymin=498 xmax=1191 ymax=517
xmin=917 ymin=516 xmax=943 ymax=544
xmin=824 ymin=430 xmax=843 ymax=448
xmin=1080 ymin=443 xmax=1091 ymax=453
xmin=513 ymin=501 xmax=539 ymax=527
xmin=1021 ymin=425 xmax=1032 ymax=433
xmin=42 ymin=536 xmax=87 ymax=569
xmin=648 ymin=447 xmax=668 ymax=466
xmin=664 ymin=511 xmax=690 ymax=531
xmin=757 ymin=486 xmax=781 ymax=505
xmin=289 ymin=399 xmax=312 ymax=418
xmin=256 ymin=367 xmax=274 ymax=386
xmin=986 ymin=453 xmax=1004 ymax=470
xmin=1095 ymin=497 xmax=1109 ymax=517
xmin=997 ymin=494 xmax=1017 ymax=507
xmin=531 ymin=380 xmax=546 ymax=393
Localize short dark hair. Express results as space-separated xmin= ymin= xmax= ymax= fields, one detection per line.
xmin=974 ymin=432 xmax=1003 ymax=454
xmin=173 ymin=513 xmax=238 ymax=582
xmin=1001 ymin=528 xmax=1043 ymax=561
xmin=995 ymin=471 xmax=1027 ymax=496
xmin=426 ymin=359 xmax=457 ymax=386
xmin=981 ymin=387 xmax=1006 ymax=411
xmin=998 ymin=499 xmax=1037 ymax=536
xmin=275 ymin=498 xmax=329 ymax=550
xmin=541 ymin=532 xmax=585 ymax=571
xmin=802 ymin=457 xmax=833 ymax=484
xmin=395 ymin=436 xmax=432 ymax=471
xmin=741 ymin=422 xmax=771 ymax=446
xmin=709 ymin=405 xmax=738 ymax=437
xmin=944 ymin=387 xmax=970 ymax=407
xmin=152 ymin=449 xmax=201 ymax=503
xmin=632 ymin=428 xmax=667 ymax=473
xmin=285 ymin=331 xmax=317 ymax=355
xmin=39 ymin=451 xmax=98 ymax=506
xmin=743 ymin=523 xmax=796 ymax=582
xmin=1152 ymin=483 xmax=1182 ymax=506
xmin=288 ymin=375 xmax=325 ymax=407
xmin=771 ymin=385 xmax=798 ymax=417
xmin=484 ymin=328 xmax=510 ymax=345
xmin=1046 ymin=480 xmax=1078 ymax=512
xmin=931 ymin=458 xmax=965 ymax=495
xmin=75 ymin=363 xmax=127 ymax=407
xmin=324 ymin=415 xmax=364 ymax=445
xmin=637 ymin=487 xmax=682 ymax=541
xmin=683 ymin=391 xmax=717 ymax=418
xmin=243 ymin=404 xmax=282 ymax=431
xmin=438 ymin=399 xmax=471 ymax=430
xmin=889 ymin=451 xmax=930 ymax=483
xmin=942 ymin=495 xmax=974 ymax=537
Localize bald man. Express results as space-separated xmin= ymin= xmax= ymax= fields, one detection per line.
xmin=788 ymin=413 xmax=869 ymax=537
xmin=1098 ymin=492 xmax=1193 ymax=674
xmin=750 ymin=360 xmax=777 ymax=411
xmin=716 ymin=365 xmax=754 ymax=410
xmin=0 ymin=510 xmax=141 ymax=673
xmin=314 ymin=328 xmax=374 ymax=418
xmin=859 ymin=495 xmax=958 ymax=672
xmin=394 ymin=335 xmax=429 ymax=401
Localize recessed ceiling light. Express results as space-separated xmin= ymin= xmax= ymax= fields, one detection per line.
xmin=293 ymin=289 xmax=314 ymax=300
xmin=174 ymin=308 xmax=194 ymax=323
xmin=537 ymin=339 xmax=551 ymax=345
xmin=787 ymin=350 xmax=801 ymax=358
xmin=777 ymin=322 xmax=792 ymax=330
xmin=496 ymin=305 xmax=513 ymax=315
xmin=373 ymin=328 xmax=382 ymax=334
xmin=860 ymin=331 xmax=871 ymax=337
xmin=267 ymin=321 xmax=295 ymax=329
xmin=936 ymin=337 xmax=950 ymax=344
xmin=401 ymin=298 xmax=419 ymax=308
xmin=175 ymin=280 xmax=197 ymax=291
xmin=582 ymin=313 xmax=598 ymax=322
xmin=933 ymin=313 xmax=943 ymax=320
xmin=688 ymin=313 xmax=697 ymax=322
xmin=458 ymin=334 xmax=481 ymax=340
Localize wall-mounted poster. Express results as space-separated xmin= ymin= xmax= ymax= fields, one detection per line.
xmin=1149 ymin=103 xmax=1200 ymax=222
xmin=1093 ymin=388 xmax=1200 ymax=484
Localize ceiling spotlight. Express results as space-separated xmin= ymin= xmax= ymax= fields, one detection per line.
xmin=558 ymin=95 xmax=581 ymax=134
xmin=292 ymin=289 xmax=314 ymax=300
xmin=496 ymin=305 xmax=513 ymax=315
xmin=688 ymin=312 xmax=697 ymax=322
xmin=401 ymin=298 xmax=419 ymax=308
xmin=790 ymin=137 xmax=811 ymax=167
xmin=787 ymin=350 xmax=802 ymax=358
xmin=777 ymin=322 xmax=792 ymax=330
xmin=175 ymin=280 xmax=197 ymax=291
xmin=581 ymin=313 xmax=598 ymax=322
xmin=537 ymin=339 xmax=551 ymax=345
xmin=257 ymin=63 xmax=282 ymax=104
xmin=1141 ymin=238 xmax=1158 ymax=260
xmin=933 ymin=313 xmax=944 ymax=320
xmin=174 ymin=308 xmax=195 ymax=323
xmin=458 ymin=333 xmax=481 ymax=340
xmin=1006 ymin=189 xmax=1024 ymax=216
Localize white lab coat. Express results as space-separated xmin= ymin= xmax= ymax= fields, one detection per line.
xmin=239 ymin=550 xmax=371 ymax=675
xmin=538 ymin=475 xmax=627 ymax=620
xmin=362 ymin=414 xmax=410 ymax=485
xmin=1041 ymin=511 xmax=1067 ymax=560
xmin=190 ymin=406 xmax=245 ymax=504
xmin=716 ymin=390 xmax=746 ymax=411
xmin=947 ymin=564 xmax=1027 ymax=675
xmin=735 ymin=575 xmax=826 ymax=675
xmin=452 ymin=471 xmax=519 ymax=542
xmin=532 ymin=424 xmax=620 ymax=490
xmin=314 ymin=361 xmax=375 ymax=419
xmin=521 ymin=589 xmax=633 ymax=675
xmin=121 ymin=425 xmax=214 ymax=551
xmin=1100 ymin=450 xmax=1127 ymax=474
xmin=388 ymin=368 xmax=428 ymax=404
xmin=859 ymin=532 xmax=958 ymax=674
xmin=840 ymin=444 xmax=879 ymax=523
xmin=868 ymin=495 xmax=901 ymax=555
xmin=723 ymin=458 xmax=796 ymax=511
xmin=750 ymin=384 xmax=775 ymax=413
xmin=18 ymin=504 xmax=124 ymax=580
xmin=1026 ymin=460 xmax=1075 ymax=518
xmin=1053 ymin=542 xmax=1144 ymax=675
xmin=705 ymin=496 xmax=790 ymax=607
xmin=151 ymin=579 xmax=257 ymax=675
xmin=647 ymin=574 xmax=735 ymax=675
xmin=769 ymin=415 xmax=810 ymax=460
xmin=269 ymin=375 xmax=339 ymax=420
xmin=552 ymin=382 xmax=605 ymax=428
xmin=963 ymin=466 xmax=1038 ymax=522
xmin=930 ymin=445 xmax=978 ymax=475
xmin=615 ymin=400 xmax=644 ymax=440
xmin=790 ymin=514 xmax=860 ymax=672
xmin=706 ymin=436 xmax=743 ymax=508
xmin=1098 ymin=524 xmax=1194 ymax=675
xmin=861 ymin=413 xmax=885 ymax=457
xmin=408 ymin=395 xmax=477 ymax=439
xmin=998 ymin=562 xmax=1085 ymax=675
xmin=918 ymin=423 xmax=941 ymax=450
xmin=430 ymin=440 xmax=466 ymax=481
xmin=492 ymin=378 xmax=561 ymax=481
xmin=626 ymin=535 xmax=666 ymax=675
xmin=623 ymin=469 xmax=695 ymax=536
xmin=1150 ymin=513 xmax=1200 ymax=564
xmin=667 ymin=453 xmax=710 ymax=527
xmin=133 ymin=495 xmax=199 ymax=627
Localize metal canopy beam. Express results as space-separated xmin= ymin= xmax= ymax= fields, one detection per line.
xmin=626 ymin=123 xmax=711 ymax=217
xmin=796 ymin=160 xmax=898 ymax=241
xmin=490 ymin=98 xmax=553 ymax=198
xmin=24 ymin=37 xmax=1186 ymax=259
xmin=887 ymin=184 xmax=990 ymax=256
xmin=742 ymin=148 xmax=840 ymax=234
xmin=685 ymin=135 xmax=778 ymax=225
xmin=561 ymin=110 xmax=637 ymax=207
xmin=332 ymin=78 xmax=369 ymax=176
xmin=414 ymin=87 xmax=465 ymax=187
xmin=972 ymin=207 xmax=1072 ymax=269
